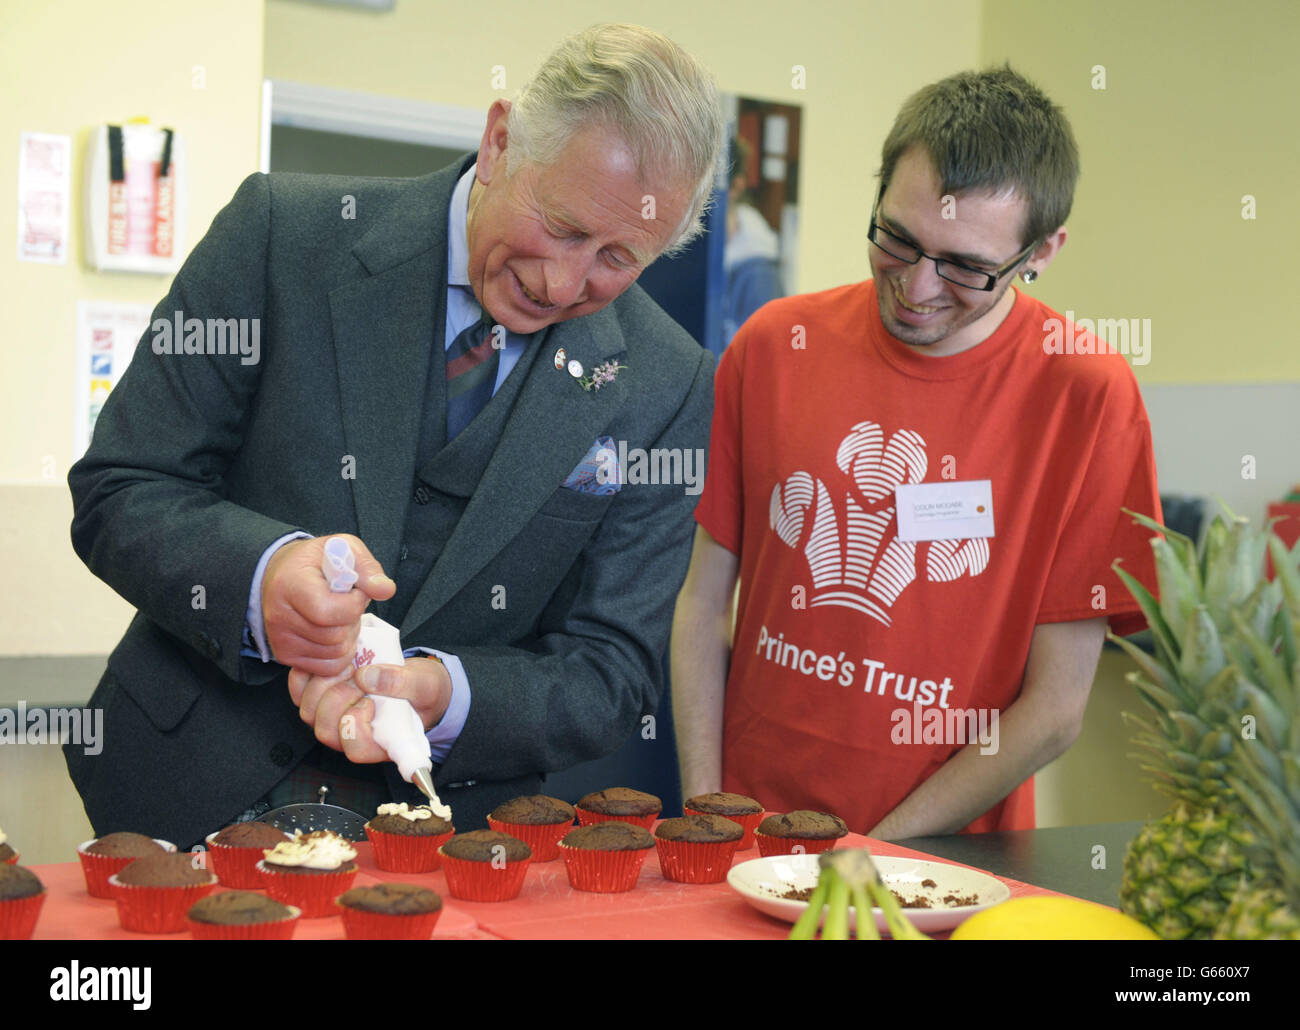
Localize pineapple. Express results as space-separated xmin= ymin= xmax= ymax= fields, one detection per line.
xmin=1209 ymin=532 xmax=1300 ymax=939
xmin=1109 ymin=508 xmax=1297 ymax=939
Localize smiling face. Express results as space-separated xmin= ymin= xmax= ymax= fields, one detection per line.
xmin=465 ymin=100 xmax=692 ymax=334
xmin=869 ymin=146 xmax=1062 ymax=357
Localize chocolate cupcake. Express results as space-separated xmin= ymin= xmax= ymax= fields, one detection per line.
xmin=109 ymin=853 xmax=218 ymax=934
xmin=364 ymin=803 xmax=454 ymax=873
xmin=0 ymin=826 xmax=17 ymax=864
xmin=211 ymin=821 xmax=291 ymax=848
xmin=439 ymin=830 xmax=532 ymax=902
xmin=257 ymin=830 xmax=359 ymax=918
xmin=0 ymin=864 xmax=45 ymax=940
xmin=337 ymin=883 xmax=443 ymax=940
xmin=116 ymin=853 xmax=214 ymax=887
xmin=187 ymin=891 xmax=300 ymax=940
xmin=654 ymin=814 xmax=744 ymax=883
xmin=488 ymin=795 xmax=575 ymax=862
xmin=206 ymin=821 xmax=292 ymax=888
xmin=684 ymin=792 xmax=764 ymax=849
xmin=189 ymin=890 xmax=295 ymax=923
xmin=754 ymin=810 xmax=848 ymax=856
xmin=85 ymin=831 xmax=168 ymax=858
xmin=575 ymin=788 xmax=662 ymax=829
xmin=558 ymin=821 xmax=655 ymax=892
xmin=77 ymin=832 xmax=175 ymax=898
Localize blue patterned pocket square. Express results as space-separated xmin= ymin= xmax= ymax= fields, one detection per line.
xmin=562 ymin=436 xmax=623 ymax=495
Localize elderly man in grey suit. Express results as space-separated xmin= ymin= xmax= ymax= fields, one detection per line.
xmin=66 ymin=24 xmax=723 ymax=847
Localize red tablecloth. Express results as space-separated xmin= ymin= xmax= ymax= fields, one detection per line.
xmin=24 ymin=832 xmax=1073 ymax=940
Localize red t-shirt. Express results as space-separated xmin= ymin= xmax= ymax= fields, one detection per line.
xmin=695 ymin=281 xmax=1161 ymax=834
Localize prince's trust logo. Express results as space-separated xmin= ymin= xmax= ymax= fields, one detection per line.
xmin=769 ymin=421 xmax=990 ymax=625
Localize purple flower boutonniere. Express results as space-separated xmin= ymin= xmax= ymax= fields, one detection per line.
xmin=578 ymin=361 xmax=627 ymax=392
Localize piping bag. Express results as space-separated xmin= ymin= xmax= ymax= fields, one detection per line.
xmin=320 ymin=537 xmax=451 ymax=820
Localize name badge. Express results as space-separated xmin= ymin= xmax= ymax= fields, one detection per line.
xmin=895 ymin=480 xmax=994 ymax=541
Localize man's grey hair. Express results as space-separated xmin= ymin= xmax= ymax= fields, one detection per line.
xmin=506 ymin=23 xmax=724 ymax=257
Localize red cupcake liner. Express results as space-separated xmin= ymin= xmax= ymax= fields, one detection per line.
xmin=558 ymin=842 xmax=651 ymax=892
xmin=256 ymin=861 xmax=358 ymax=918
xmin=438 ymin=850 xmax=531 ymax=902
xmin=204 ymin=833 xmax=276 ymax=889
xmin=0 ymin=891 xmax=46 ymax=939
xmin=753 ymin=832 xmax=842 ymax=857
xmin=186 ymin=905 xmax=302 ymax=940
xmin=654 ymin=837 xmax=742 ymax=884
xmin=338 ymin=903 xmax=443 ymax=940
xmin=108 ymin=874 xmax=218 ymax=934
xmin=364 ymin=825 xmax=453 ymax=873
xmin=574 ymin=808 xmax=658 ymax=830
xmin=684 ymin=808 xmax=763 ymax=849
xmin=77 ymin=838 xmax=177 ymax=899
xmin=487 ymin=818 xmax=572 ymax=862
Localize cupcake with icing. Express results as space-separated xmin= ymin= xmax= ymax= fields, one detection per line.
xmin=364 ymin=802 xmax=454 ymax=873
xmin=256 ymin=830 xmax=359 ymax=918
xmin=0 ymin=826 xmax=17 ymax=865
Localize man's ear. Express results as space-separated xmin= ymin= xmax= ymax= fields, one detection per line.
xmin=477 ymin=98 xmax=513 ymax=185
xmin=1027 ymin=225 xmax=1067 ymax=276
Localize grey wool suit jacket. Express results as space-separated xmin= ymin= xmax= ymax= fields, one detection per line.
xmin=66 ymin=156 xmax=714 ymax=848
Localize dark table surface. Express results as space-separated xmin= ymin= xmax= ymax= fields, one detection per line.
xmin=894 ymin=821 xmax=1145 ymax=907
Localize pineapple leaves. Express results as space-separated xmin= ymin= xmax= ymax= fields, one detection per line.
xmin=1112 ymin=559 xmax=1180 ymax=668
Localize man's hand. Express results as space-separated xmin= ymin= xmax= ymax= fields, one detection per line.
xmin=261 ymin=535 xmax=396 ymax=677
xmin=287 ymin=658 xmax=453 ymax=762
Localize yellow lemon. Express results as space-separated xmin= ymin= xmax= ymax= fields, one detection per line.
xmin=950 ymin=896 xmax=1160 ymax=940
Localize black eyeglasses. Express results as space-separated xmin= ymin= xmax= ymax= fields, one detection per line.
xmin=868 ymin=185 xmax=1039 ymax=292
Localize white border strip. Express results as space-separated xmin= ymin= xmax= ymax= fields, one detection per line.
xmin=266 ymin=79 xmax=485 ymax=150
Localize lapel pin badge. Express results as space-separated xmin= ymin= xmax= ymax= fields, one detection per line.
xmin=567 ymin=359 xmax=584 ymax=378
xmin=553 ymin=348 xmax=566 ymax=370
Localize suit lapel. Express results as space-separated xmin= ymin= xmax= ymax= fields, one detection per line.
xmin=399 ymin=306 xmax=630 ymax=635
xmin=329 ymin=163 xmax=462 ymax=573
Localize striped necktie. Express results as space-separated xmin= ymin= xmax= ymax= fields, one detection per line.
xmin=445 ymin=313 xmax=500 ymax=440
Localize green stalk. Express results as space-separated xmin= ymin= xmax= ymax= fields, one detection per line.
xmin=822 ymin=868 xmax=850 ymax=940
xmin=867 ymin=877 xmax=929 ymax=940
xmin=851 ymin=883 xmax=881 ymax=940
xmin=788 ymin=875 xmax=830 ymax=940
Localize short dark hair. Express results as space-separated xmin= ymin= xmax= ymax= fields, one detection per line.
xmin=879 ymin=65 xmax=1079 ymax=247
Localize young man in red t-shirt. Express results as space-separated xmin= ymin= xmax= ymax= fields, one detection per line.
xmin=672 ymin=67 xmax=1161 ymax=838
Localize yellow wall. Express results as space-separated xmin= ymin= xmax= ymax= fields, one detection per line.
xmin=0 ymin=0 xmax=264 ymax=652
xmin=980 ymin=0 xmax=1298 ymax=383
xmin=7 ymin=0 xmax=1294 ymax=657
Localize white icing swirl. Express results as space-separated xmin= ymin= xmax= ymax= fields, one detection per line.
xmin=263 ymin=830 xmax=356 ymax=870
xmin=376 ymin=803 xmax=434 ymax=822
xmin=0 ymin=826 xmax=6 ymax=847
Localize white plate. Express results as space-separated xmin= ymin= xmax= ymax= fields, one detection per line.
xmin=727 ymin=853 xmax=1011 ymax=935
